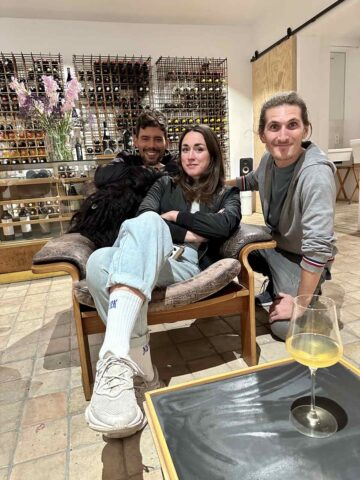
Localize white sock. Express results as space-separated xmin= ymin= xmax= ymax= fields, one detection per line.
xmin=99 ymin=289 xmax=143 ymax=360
xmin=130 ymin=344 xmax=154 ymax=381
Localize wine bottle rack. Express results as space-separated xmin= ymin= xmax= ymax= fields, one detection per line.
xmin=154 ymin=56 xmax=230 ymax=174
xmin=0 ymin=52 xmax=64 ymax=165
xmin=73 ymin=54 xmax=153 ymax=159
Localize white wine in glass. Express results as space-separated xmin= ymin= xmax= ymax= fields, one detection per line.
xmin=285 ymin=295 xmax=343 ymax=438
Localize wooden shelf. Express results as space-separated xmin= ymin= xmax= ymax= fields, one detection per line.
xmin=0 ymin=194 xmax=84 ymax=205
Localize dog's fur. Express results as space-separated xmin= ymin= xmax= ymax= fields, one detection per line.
xmin=68 ymin=164 xmax=164 ymax=248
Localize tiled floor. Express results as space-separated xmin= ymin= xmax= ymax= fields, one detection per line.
xmin=0 ymin=202 xmax=359 ymax=479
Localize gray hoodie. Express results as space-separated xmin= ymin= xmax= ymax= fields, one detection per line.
xmin=237 ymin=142 xmax=337 ymax=273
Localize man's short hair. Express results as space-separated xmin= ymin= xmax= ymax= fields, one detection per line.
xmin=135 ymin=110 xmax=168 ymax=139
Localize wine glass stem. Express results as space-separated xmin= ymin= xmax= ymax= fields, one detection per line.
xmin=309 ymin=367 xmax=318 ymax=419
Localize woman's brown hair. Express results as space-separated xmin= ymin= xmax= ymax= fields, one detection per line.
xmin=177 ymin=125 xmax=225 ymax=204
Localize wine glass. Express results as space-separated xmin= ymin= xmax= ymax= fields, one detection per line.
xmin=285 ymin=295 xmax=343 ymax=438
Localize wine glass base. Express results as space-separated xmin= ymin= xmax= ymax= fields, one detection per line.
xmin=290 ymin=405 xmax=338 ymax=438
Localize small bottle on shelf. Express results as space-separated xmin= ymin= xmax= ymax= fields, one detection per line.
xmin=19 ymin=203 xmax=32 ymax=239
xmin=66 ymin=67 xmax=72 ymax=83
xmin=1 ymin=205 xmax=15 ymax=241
xmin=67 ymin=183 xmax=81 ymax=212
xmin=38 ymin=203 xmax=51 ymax=235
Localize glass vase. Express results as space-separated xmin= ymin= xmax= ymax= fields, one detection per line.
xmin=45 ymin=129 xmax=73 ymax=162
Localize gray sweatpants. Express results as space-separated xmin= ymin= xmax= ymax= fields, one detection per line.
xmin=249 ymin=247 xmax=328 ymax=340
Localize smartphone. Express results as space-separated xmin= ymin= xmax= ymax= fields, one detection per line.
xmin=170 ymin=245 xmax=184 ymax=261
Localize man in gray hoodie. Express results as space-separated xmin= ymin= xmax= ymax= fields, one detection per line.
xmin=228 ymin=92 xmax=336 ymax=340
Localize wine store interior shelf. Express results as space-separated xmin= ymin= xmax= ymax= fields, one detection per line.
xmin=0 ymin=160 xmax=100 ymax=246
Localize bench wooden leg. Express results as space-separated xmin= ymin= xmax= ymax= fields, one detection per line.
xmin=240 ymin=297 xmax=258 ymax=366
xmin=72 ymin=300 xmax=93 ymax=401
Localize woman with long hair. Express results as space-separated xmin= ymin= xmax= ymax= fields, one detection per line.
xmin=85 ymin=124 xmax=241 ymax=438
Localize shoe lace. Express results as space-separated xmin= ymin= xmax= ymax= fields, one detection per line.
xmin=96 ymin=357 xmax=135 ymax=393
xmin=259 ymin=278 xmax=269 ymax=295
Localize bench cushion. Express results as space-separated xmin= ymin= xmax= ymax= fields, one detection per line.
xmin=74 ymin=258 xmax=241 ymax=312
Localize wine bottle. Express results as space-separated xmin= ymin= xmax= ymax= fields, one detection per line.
xmin=38 ymin=203 xmax=51 ymax=235
xmin=67 ymin=184 xmax=80 ymax=212
xmin=75 ymin=138 xmax=83 ymax=161
xmin=66 ymin=68 xmax=72 ymax=83
xmin=123 ymin=129 xmax=132 ymax=150
xmin=1 ymin=205 xmax=15 ymax=241
xmin=102 ymin=121 xmax=111 ymax=153
xmin=19 ymin=203 xmax=32 ymax=239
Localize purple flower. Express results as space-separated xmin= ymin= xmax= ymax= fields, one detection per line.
xmin=61 ymin=78 xmax=82 ymax=113
xmin=42 ymin=75 xmax=59 ymax=112
xmin=9 ymin=78 xmax=29 ymax=107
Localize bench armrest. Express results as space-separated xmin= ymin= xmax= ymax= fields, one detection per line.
xmin=220 ymin=224 xmax=273 ymax=259
xmin=32 ymin=233 xmax=96 ymax=280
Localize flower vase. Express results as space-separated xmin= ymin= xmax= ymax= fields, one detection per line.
xmin=45 ymin=129 xmax=73 ymax=162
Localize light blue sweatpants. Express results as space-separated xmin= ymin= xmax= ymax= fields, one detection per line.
xmin=86 ymin=211 xmax=201 ymax=348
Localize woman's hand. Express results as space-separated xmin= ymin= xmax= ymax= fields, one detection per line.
xmin=185 ymin=231 xmax=208 ymax=243
xmin=161 ymin=210 xmax=179 ymax=222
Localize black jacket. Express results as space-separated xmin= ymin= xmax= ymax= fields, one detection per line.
xmin=137 ymin=176 xmax=241 ymax=269
xmin=94 ymin=149 xmax=178 ymax=188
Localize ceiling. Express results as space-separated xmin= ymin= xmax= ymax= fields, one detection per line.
xmin=0 ymin=0 xmax=343 ymax=26
xmin=1 ymin=0 xmax=359 ymax=41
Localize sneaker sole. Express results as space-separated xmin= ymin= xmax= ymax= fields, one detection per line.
xmin=256 ymin=300 xmax=273 ymax=308
xmin=85 ymin=405 xmax=147 ymax=438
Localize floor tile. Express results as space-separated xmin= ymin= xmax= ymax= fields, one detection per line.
xmin=10 ymin=451 xmax=66 ymax=480
xmin=0 ymin=468 xmax=8 ymax=480
xmin=70 ymin=442 xmax=126 ymax=480
xmin=176 ymin=338 xmax=216 ymax=361
xmin=139 ymin=426 xmax=162 ymax=473
xmin=14 ymin=418 xmax=67 ymax=464
xmin=2 ymin=342 xmax=37 ymax=364
xmin=36 ymin=337 xmax=71 ymax=358
xmin=28 ymin=369 xmax=70 ymax=398
xmin=22 ymin=392 xmax=67 ymax=427
xmin=69 ymin=386 xmax=89 ymax=415
xmin=0 ymin=430 xmax=17 ymax=468
xmin=123 ymin=432 xmax=144 ymax=476
xmin=208 ymin=333 xmax=242 ymax=354
xmin=260 ymin=342 xmax=290 ymax=362
xmin=0 ymin=401 xmax=23 ymax=433
xmin=0 ymin=378 xmax=30 ymax=405
xmin=167 ymin=324 xmax=203 ymax=343
xmin=151 ymin=344 xmax=186 ymax=366
xmin=70 ymin=413 xmax=103 ymax=448
xmin=190 ymin=354 xmax=231 ymax=379
xmin=33 ymin=352 xmax=71 ymax=376
xmin=196 ymin=317 xmax=233 ymax=336
xmin=0 ymin=358 xmax=34 ymax=384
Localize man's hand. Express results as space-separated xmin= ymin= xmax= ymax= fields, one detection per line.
xmin=161 ymin=210 xmax=179 ymax=222
xmin=269 ymin=293 xmax=294 ymax=323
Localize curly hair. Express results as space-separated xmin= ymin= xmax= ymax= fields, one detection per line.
xmin=68 ymin=166 xmax=163 ymax=248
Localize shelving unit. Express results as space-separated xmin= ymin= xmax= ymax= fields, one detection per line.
xmin=0 ymin=159 xmax=101 ymax=273
xmin=154 ymin=57 xmax=230 ymax=174
xmin=73 ymin=54 xmax=153 ymax=159
xmin=0 ymin=52 xmax=64 ymax=166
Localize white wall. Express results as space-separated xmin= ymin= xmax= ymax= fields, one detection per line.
xmin=297 ymin=34 xmax=331 ymax=151
xmin=343 ymin=47 xmax=360 ymax=146
xmin=0 ymin=17 xmax=255 ymax=178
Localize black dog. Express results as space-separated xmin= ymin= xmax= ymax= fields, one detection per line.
xmin=68 ymin=164 xmax=164 ymax=248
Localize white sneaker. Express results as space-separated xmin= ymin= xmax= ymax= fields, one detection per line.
xmin=85 ymin=355 xmax=147 ymax=438
xmin=134 ymin=366 xmax=165 ymax=412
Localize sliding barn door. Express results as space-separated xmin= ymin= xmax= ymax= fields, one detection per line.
xmin=252 ymin=36 xmax=297 ymax=211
